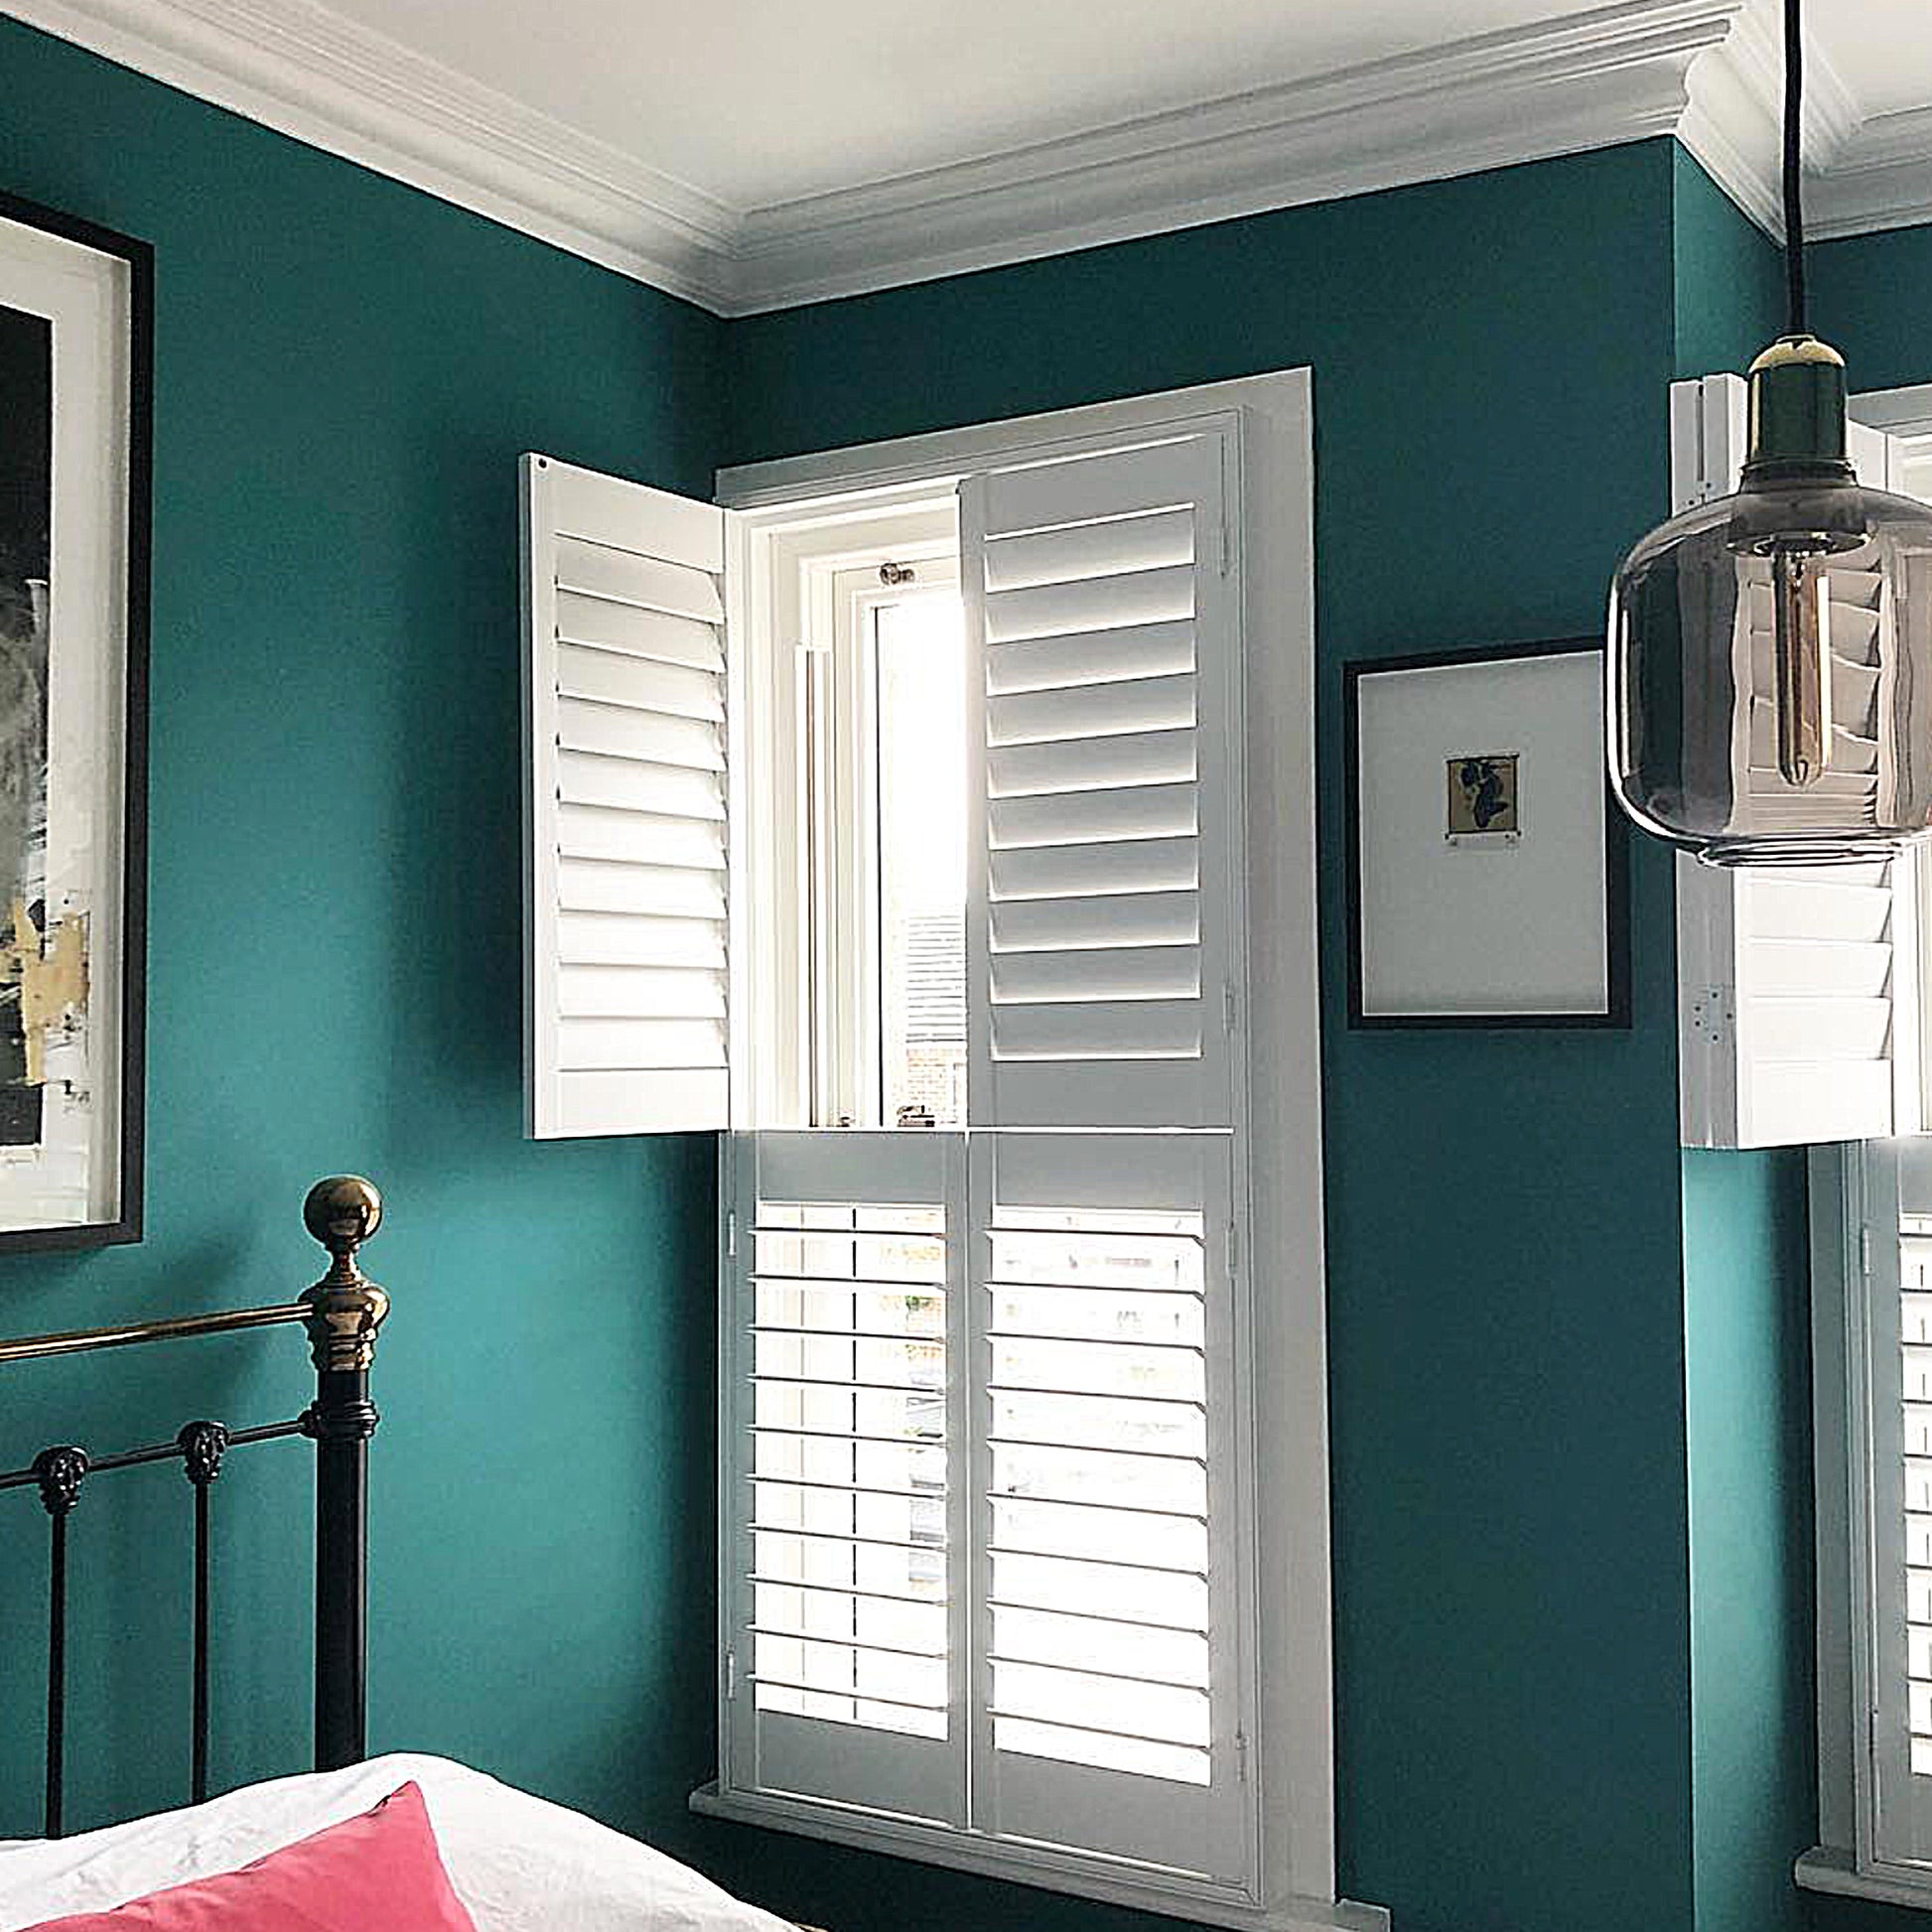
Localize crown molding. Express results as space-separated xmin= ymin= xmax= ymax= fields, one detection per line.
xmin=730 ymin=0 xmax=1747 ymax=312
xmin=6 ymin=0 xmax=740 ymax=310
xmin=16 ymin=0 xmax=1932 ymax=315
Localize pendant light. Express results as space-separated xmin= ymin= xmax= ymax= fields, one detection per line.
xmin=1607 ymin=0 xmax=1932 ymax=864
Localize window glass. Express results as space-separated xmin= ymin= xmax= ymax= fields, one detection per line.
xmin=875 ymin=595 xmax=966 ymax=1127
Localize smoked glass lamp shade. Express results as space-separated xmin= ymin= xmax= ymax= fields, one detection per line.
xmin=1608 ymin=337 xmax=1932 ymax=864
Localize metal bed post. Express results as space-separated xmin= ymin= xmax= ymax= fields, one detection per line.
xmin=299 ymin=1176 xmax=388 ymax=1774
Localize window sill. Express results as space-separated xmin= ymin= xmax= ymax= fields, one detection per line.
xmin=689 ymin=1783 xmax=1389 ymax=1932
xmin=1798 ymin=1846 xmax=1932 ymax=1910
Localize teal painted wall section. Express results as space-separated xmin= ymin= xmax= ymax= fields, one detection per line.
xmin=1668 ymin=153 xmax=1816 ymax=1932
xmin=1680 ymin=1149 xmax=1815 ymax=1932
xmin=1671 ymin=145 xmax=1785 ymax=381
xmin=0 ymin=18 xmax=727 ymax=1851
xmin=718 ymin=141 xmax=1695 ymax=1932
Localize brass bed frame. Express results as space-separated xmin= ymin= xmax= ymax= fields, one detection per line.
xmin=0 ymin=1176 xmax=389 ymax=1838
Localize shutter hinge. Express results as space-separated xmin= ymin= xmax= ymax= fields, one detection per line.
xmin=1223 ymin=982 xmax=1238 ymax=1035
xmin=1863 ymin=1225 xmax=1874 ymax=1278
xmin=1687 ymin=986 xmax=1734 ymax=1050
xmin=726 ymin=1209 xmax=738 ymax=1260
xmin=726 ymin=1647 xmax=740 ymax=1700
xmin=1234 ymin=1728 xmax=1249 ymax=1783
xmin=1227 ymin=1222 xmax=1239 ymax=1276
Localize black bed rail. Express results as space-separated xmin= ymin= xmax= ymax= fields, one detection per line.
xmin=0 ymin=1176 xmax=388 ymax=1838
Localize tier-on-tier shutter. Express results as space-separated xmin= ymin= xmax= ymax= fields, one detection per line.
xmin=959 ymin=433 xmax=1241 ymax=1131
xmin=723 ymin=1130 xmax=967 ymax=1828
xmin=1672 ymin=380 xmax=1926 ymax=1148
xmin=968 ymin=1130 xmax=1247 ymax=1880
xmin=522 ymin=455 xmax=732 ymax=1137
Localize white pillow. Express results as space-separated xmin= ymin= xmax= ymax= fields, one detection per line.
xmin=0 ymin=1753 xmax=796 ymax=1932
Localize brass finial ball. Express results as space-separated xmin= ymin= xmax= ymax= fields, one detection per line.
xmin=303 ymin=1175 xmax=382 ymax=1256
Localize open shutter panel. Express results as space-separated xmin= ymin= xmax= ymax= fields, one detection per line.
xmin=1673 ymin=382 xmax=1926 ymax=1148
xmin=522 ymin=454 xmax=731 ymax=1138
xmin=960 ymin=434 xmax=1240 ymax=1131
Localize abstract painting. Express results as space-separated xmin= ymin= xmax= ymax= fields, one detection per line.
xmin=0 ymin=194 xmax=149 ymax=1248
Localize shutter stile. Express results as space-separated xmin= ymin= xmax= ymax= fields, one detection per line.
xmin=523 ymin=455 xmax=733 ymax=1137
xmin=963 ymin=435 xmax=1238 ymax=1131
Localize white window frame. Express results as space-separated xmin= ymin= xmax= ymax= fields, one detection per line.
xmin=692 ymin=373 xmax=1383 ymax=1932
xmin=1802 ymin=380 xmax=1932 ymax=1911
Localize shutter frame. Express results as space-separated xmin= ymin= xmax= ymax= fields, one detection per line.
xmin=522 ymin=453 xmax=733 ymax=1138
xmin=1672 ymin=383 xmax=1927 ymax=1149
xmin=962 ymin=432 xmax=1243 ymax=1133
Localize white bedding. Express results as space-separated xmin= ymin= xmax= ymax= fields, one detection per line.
xmin=0 ymin=1753 xmax=796 ymax=1932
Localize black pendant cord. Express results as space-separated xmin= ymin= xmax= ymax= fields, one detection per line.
xmin=1784 ymin=0 xmax=1808 ymax=336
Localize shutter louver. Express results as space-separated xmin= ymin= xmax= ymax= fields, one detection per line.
xmin=522 ymin=455 xmax=732 ymax=1137
xmin=728 ymin=1131 xmax=966 ymax=1828
xmin=961 ymin=436 xmax=1238 ymax=1131
xmin=970 ymin=1131 xmax=1245 ymax=1879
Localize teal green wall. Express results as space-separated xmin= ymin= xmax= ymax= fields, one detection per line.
xmin=718 ymin=141 xmax=1694 ymax=1932
xmin=1667 ymin=155 xmax=1817 ymax=1932
xmin=1681 ymin=1150 xmax=1815 ymax=1932
xmin=0 ymin=17 xmax=727 ymax=1853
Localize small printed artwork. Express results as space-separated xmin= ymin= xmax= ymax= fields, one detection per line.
xmin=1447 ymin=753 xmax=1519 ymax=838
xmin=0 ymin=193 xmax=150 ymax=1248
xmin=1344 ymin=642 xmax=1628 ymax=1028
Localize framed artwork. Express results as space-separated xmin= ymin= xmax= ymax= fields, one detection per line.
xmin=1344 ymin=639 xmax=1630 ymax=1029
xmin=0 ymin=192 xmax=150 ymax=1248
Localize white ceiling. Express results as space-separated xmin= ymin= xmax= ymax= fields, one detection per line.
xmin=17 ymin=0 xmax=1932 ymax=312
xmin=316 ymin=0 xmax=1632 ymax=208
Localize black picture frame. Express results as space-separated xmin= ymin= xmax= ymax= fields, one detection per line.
xmin=1343 ymin=637 xmax=1631 ymax=1032
xmin=0 ymin=189 xmax=151 ymax=1250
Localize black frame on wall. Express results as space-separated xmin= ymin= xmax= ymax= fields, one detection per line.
xmin=1342 ymin=636 xmax=1632 ymax=1032
xmin=0 ymin=189 xmax=152 ymax=1251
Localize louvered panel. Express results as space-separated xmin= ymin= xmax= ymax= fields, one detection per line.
xmin=988 ymin=728 xmax=1195 ymax=797
xmin=988 ymin=673 xmax=1195 ymax=746
xmin=727 ymin=1131 xmax=966 ymax=1827
xmin=986 ymin=620 xmax=1195 ymax=695
xmin=558 ymin=697 xmax=722 ymax=769
xmin=555 ymin=592 xmax=723 ymax=671
xmin=558 ymin=750 xmax=724 ymax=820
xmin=972 ymin=1131 xmax=1245 ymax=1877
xmin=558 ymin=858 xmax=725 ymax=920
xmin=986 ymin=567 xmax=1195 ymax=647
xmin=556 ymin=804 xmax=725 ymax=870
xmin=557 ymin=1017 xmax=724 ymax=1071
xmin=991 ymin=891 xmax=1199 ymax=953
xmin=558 ymin=964 xmax=726 ymax=1019
xmin=555 ymin=534 xmax=723 ymax=622
xmin=557 ymin=644 xmax=724 ymax=720
xmin=982 ymin=508 xmax=1195 ymax=592
xmin=990 ymin=837 xmax=1198 ymax=901
xmin=991 ymin=945 xmax=1200 ymax=1005
xmin=523 ymin=454 xmax=732 ymax=1137
xmin=556 ymin=910 xmax=724 ymax=970
xmin=990 ymin=782 xmax=1196 ymax=849
xmin=965 ymin=433 xmax=1236 ymax=1132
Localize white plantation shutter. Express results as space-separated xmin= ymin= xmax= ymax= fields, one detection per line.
xmin=725 ymin=1130 xmax=966 ymax=1826
xmin=961 ymin=435 xmax=1240 ymax=1131
xmin=970 ymin=1130 xmax=1246 ymax=1879
xmin=1672 ymin=382 xmax=1926 ymax=1148
xmin=522 ymin=455 xmax=732 ymax=1137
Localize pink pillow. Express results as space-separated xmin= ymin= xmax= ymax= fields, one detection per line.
xmin=23 ymin=1781 xmax=477 ymax=1932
